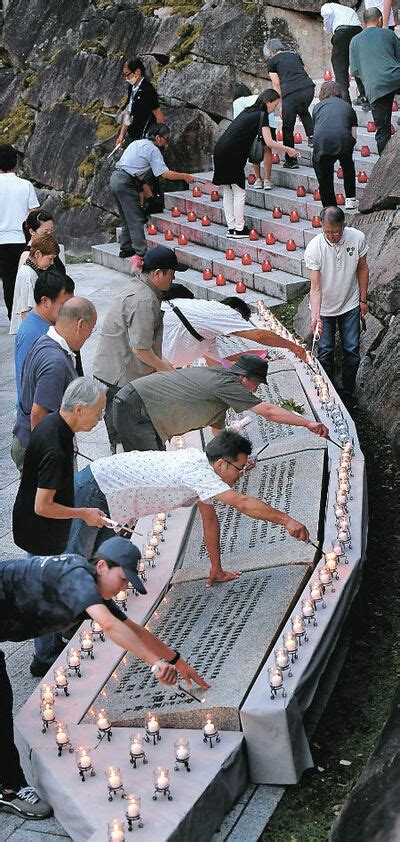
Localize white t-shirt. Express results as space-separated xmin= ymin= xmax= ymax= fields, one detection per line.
xmin=0 ymin=173 xmax=39 ymax=244
xmin=91 ymin=448 xmax=230 ymax=524
xmin=364 ymin=0 xmax=395 ymax=27
xmin=232 ymin=95 xmax=277 ymax=128
xmin=9 ymin=263 xmax=37 ymax=334
xmin=321 ymin=3 xmax=361 ymax=32
xmin=304 ymin=227 xmax=368 ymax=316
xmin=161 ymin=299 xmax=255 ymax=366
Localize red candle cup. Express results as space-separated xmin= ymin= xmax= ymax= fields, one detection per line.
xmin=216 ymin=273 xmax=226 ymax=286
xmin=203 ymin=268 xmax=213 ymax=280
xmin=177 ymin=233 xmax=187 ymax=245
xmin=358 ymin=170 xmax=368 ymax=183
xmin=147 ymin=223 xmax=157 ymax=235
xmin=323 ymin=69 xmax=333 ymax=81
xmin=336 ymin=193 xmax=345 ymax=205
xmin=297 ymin=185 xmax=306 ymax=197
xmin=265 ymin=232 xmax=276 ymax=245
xmin=249 ymin=229 xmax=259 ymax=241
xmin=236 ymin=280 xmax=246 ymax=293
xmin=272 ymin=207 xmax=282 ymax=219
xmin=210 ymin=190 xmax=220 ymax=201
xmin=360 ymin=145 xmax=371 ymax=157
xmin=192 ymin=186 xmax=202 ymax=198
xmin=171 ymin=206 xmax=181 ymax=217
xmin=290 ymin=210 xmax=300 ymax=223
xmin=294 ymin=132 xmax=303 ymax=145
xmin=272 ymin=152 xmax=280 ymax=164
xmin=187 ymin=211 xmax=197 ymax=222
xmin=277 ymin=129 xmax=283 ymax=142
xmin=241 ymin=253 xmax=252 ymax=266
xmin=201 ymin=215 xmax=211 ymax=226
xmin=337 ymin=167 xmax=343 ymax=179
xmin=313 ymin=188 xmax=321 ymax=201
xmin=392 ymin=101 xmax=398 ymax=112
xmin=391 ymin=124 xmax=395 ymax=135
xmin=262 ymin=259 xmax=272 ymax=271
xmin=312 ymin=215 xmax=321 ymax=228
xmin=164 ymin=229 xmax=174 ymax=241
xmin=247 ymin=173 xmax=256 ymax=185
xmin=367 ymin=121 xmax=376 ymax=132
xmin=286 ymin=239 xmax=297 ymax=251
xmin=225 ymin=248 xmax=235 ymax=260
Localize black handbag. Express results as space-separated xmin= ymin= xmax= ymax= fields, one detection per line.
xmin=248 ymin=111 xmax=265 ymax=164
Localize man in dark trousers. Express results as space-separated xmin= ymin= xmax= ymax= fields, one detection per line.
xmin=0 ymin=537 xmax=207 ymax=819
xmin=350 ymin=6 xmax=400 ymax=154
xmin=13 ymin=377 xmax=108 ymax=676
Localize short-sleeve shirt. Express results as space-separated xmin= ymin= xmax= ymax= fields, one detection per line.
xmin=115 ymin=138 xmax=168 ymax=179
xmin=126 ymin=78 xmax=160 ymax=141
xmin=133 ymin=366 xmax=262 ymax=444
xmin=9 ymin=262 xmax=38 ymax=334
xmin=92 ymin=274 xmax=164 ymax=387
xmin=13 ymin=412 xmax=75 ymax=554
xmin=161 ymin=299 xmax=255 ymax=366
xmin=13 ymin=334 xmax=77 ymax=448
xmin=312 ymin=97 xmax=357 ymax=163
xmin=364 ymin=0 xmax=395 ymax=27
xmin=0 ymin=554 xmax=127 ymax=643
xmin=0 ymin=173 xmax=39 ymax=245
xmin=90 ymin=448 xmax=231 ymax=524
xmin=266 ymin=51 xmax=314 ymax=98
xmin=304 ymin=227 xmax=369 ymax=316
xmin=14 ymin=310 xmax=50 ymax=403
xmin=213 ymin=109 xmax=271 ymax=188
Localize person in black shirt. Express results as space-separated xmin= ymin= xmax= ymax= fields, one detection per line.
xmin=213 ymin=89 xmax=300 ymax=238
xmin=13 ymin=377 xmax=108 ymax=676
xmin=312 ymin=81 xmax=358 ymax=209
xmin=116 ymin=57 xmax=164 ymax=148
xmin=0 ymin=537 xmax=208 ymax=820
xmin=266 ymin=38 xmax=315 ymax=168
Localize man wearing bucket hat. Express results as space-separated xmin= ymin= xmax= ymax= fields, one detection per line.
xmin=112 ymin=352 xmax=328 ymax=453
xmin=93 ymin=245 xmax=188 ymax=452
xmin=0 ymin=536 xmax=208 ymax=820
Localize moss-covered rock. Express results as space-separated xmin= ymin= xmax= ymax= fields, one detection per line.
xmin=0 ymin=101 xmax=34 ymax=144
xmin=78 ymin=152 xmax=99 ymax=180
xmin=0 ymin=47 xmax=13 ymax=68
xmin=61 ymin=194 xmax=88 ymax=209
xmin=140 ymin=0 xmax=203 ymax=18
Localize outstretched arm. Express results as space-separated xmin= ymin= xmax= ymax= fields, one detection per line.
xmin=250 ymin=401 xmax=329 ymax=437
xmin=216 ymin=489 xmax=309 ymax=541
xmin=197 ymin=500 xmax=241 ymax=587
xmin=232 ymin=328 xmax=307 ymax=362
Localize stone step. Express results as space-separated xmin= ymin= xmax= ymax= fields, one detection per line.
xmin=193 ymin=168 xmax=368 ymax=198
xmin=148 ymin=215 xmax=308 ymax=278
xmin=164 ymin=187 xmax=323 ymax=222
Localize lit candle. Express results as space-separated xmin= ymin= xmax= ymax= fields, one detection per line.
xmin=338 ymin=530 xmax=348 ymax=541
xmin=339 ymin=481 xmax=350 ymax=493
xmin=54 ymin=668 xmax=68 ymax=688
xmin=80 ymin=633 xmax=93 ymax=651
xmin=333 ymin=545 xmax=342 ymax=557
xmin=156 ymin=512 xmax=166 ymax=522
xmin=41 ymin=704 xmax=55 ymax=722
xmin=335 ymin=505 xmax=346 ymax=519
xmin=310 ymin=583 xmax=322 ymax=600
xmin=336 ymin=492 xmax=347 ymax=505
xmin=91 ymin=621 xmax=102 ymax=633
xmin=56 ymin=725 xmax=69 ymax=745
xmin=152 ymin=523 xmax=163 ymax=535
xmin=176 ymin=739 xmax=190 ymax=760
xmin=319 ymin=566 xmax=332 ymax=585
xmin=144 ymin=547 xmax=154 ymax=560
xmin=127 ymin=796 xmax=140 ymax=818
xmin=79 ymin=752 xmax=91 ymax=769
xmin=270 ymin=669 xmax=283 ymax=688
xmin=157 ymin=772 xmax=169 ymax=789
xmin=108 ymin=820 xmax=125 ymax=842
xmin=148 ymin=535 xmax=158 ymax=548
xmin=292 ymin=615 xmax=304 ymax=635
xmin=98 ymin=712 xmax=110 ymax=730
xmin=40 ymin=684 xmax=55 ymax=704
xmin=285 ymin=633 xmax=297 ymax=652
xmin=275 ymin=648 xmax=289 ymax=668
xmin=130 ymin=736 xmax=143 ymax=756
xmin=146 ymin=715 xmax=159 ymax=733
xmin=108 ymin=770 xmax=122 ymax=789
xmin=203 ymin=718 xmax=216 ymax=736
xmin=302 ymin=599 xmax=314 ymax=617
xmin=68 ymin=649 xmax=80 ymax=667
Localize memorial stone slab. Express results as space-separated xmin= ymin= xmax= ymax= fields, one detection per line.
xmin=97 ymin=567 xmax=309 ymax=732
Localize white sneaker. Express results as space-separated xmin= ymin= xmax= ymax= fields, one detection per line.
xmin=253 ymin=178 xmax=263 ymax=189
xmin=263 ymin=179 xmax=272 ymax=190
xmin=345 ymin=198 xmax=359 ymax=210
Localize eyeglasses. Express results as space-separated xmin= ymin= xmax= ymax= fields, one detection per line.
xmin=224 ymin=460 xmax=245 ymax=474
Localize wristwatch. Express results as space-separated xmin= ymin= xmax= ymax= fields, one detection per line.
xmin=167 ymin=650 xmax=181 ymax=665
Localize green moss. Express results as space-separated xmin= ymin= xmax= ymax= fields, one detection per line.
xmin=107 ymin=218 xmax=119 ymax=238
xmin=243 ymin=0 xmax=260 ymax=14
xmin=140 ymin=0 xmax=202 ymax=18
xmin=0 ymin=46 xmax=12 ymax=68
xmin=23 ymin=72 xmax=38 ymax=90
xmin=163 ymin=21 xmax=202 ymax=73
xmin=70 ymin=99 xmax=118 ymax=141
xmin=61 ymin=195 xmax=87 ymax=210
xmin=77 ymin=38 xmax=107 ymax=58
xmin=78 ymin=152 xmax=99 ymax=180
xmin=48 ymin=48 xmax=62 ymax=66
xmin=0 ymin=101 xmax=34 ymax=144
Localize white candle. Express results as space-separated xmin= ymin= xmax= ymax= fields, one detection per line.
xmin=42 ymin=706 xmax=54 ymax=722
xmin=98 ymin=715 xmax=110 ymax=730
xmin=92 ymin=621 xmax=102 ymax=633
xmin=79 ymin=753 xmax=91 ymax=769
xmin=338 ymin=530 xmax=348 ymax=541
xmin=276 ymin=650 xmax=289 ymax=668
xmin=336 ymin=493 xmax=347 ymax=505
xmin=56 ymin=729 xmax=68 ymax=745
xmin=148 ymin=535 xmax=158 ymax=547
xmin=285 ymin=634 xmax=297 ymax=652
xmin=41 ymin=685 xmax=54 ymax=704
xmin=152 ymin=523 xmax=163 ymax=535
xmin=335 ymin=506 xmax=345 ymax=518
xmin=55 ymin=672 xmax=67 ymax=687
xmin=333 ymin=545 xmax=342 ymax=556
xmin=156 ymin=512 xmax=166 ymax=522
xmin=339 ymin=518 xmax=349 ymax=530
xmin=144 ymin=547 xmax=154 ymax=559
xmin=157 ymin=773 xmax=169 ymax=789
xmin=127 ymin=800 xmax=140 ymax=818
xmin=115 ymin=590 xmax=127 ymax=602
xmin=130 ymin=740 xmax=142 ymax=756
xmin=68 ymin=651 xmax=80 ymax=667
xmin=270 ymin=671 xmax=282 ymax=688
xmin=302 ymin=600 xmax=314 ymax=617
xmin=147 ymin=716 xmax=159 ymax=733
xmin=311 ymin=584 xmax=322 ymax=600
xmin=81 ymin=636 xmax=93 ymax=651
xmin=111 ymin=829 xmax=124 ymax=842
xmin=203 ymin=718 xmax=216 ymax=736
xmin=292 ymin=616 xmax=304 ymax=634
xmin=176 ymin=745 xmax=190 ymax=760
xmin=108 ymin=772 xmax=121 ymax=789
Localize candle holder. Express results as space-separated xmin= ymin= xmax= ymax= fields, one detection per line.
xmin=125 ymin=794 xmax=144 ymax=829
xmin=335 ymin=490 xmax=348 ymax=509
xmin=151 ymin=521 xmax=165 ymax=541
xmin=54 ymin=721 xmax=74 ymax=756
xmin=80 ymin=629 xmax=94 ymax=659
xmin=108 ymin=818 xmax=126 ymax=841
xmin=334 ymin=504 xmax=347 ymax=524
xmin=302 ymin=598 xmax=318 ymax=626
xmin=337 ymin=527 xmax=352 ymax=549
xmin=291 ymin=614 xmax=308 ymax=645
xmin=105 ymin=766 xmax=125 ymax=801
xmin=202 ymin=716 xmax=220 ymax=748
xmin=332 ymin=543 xmax=348 ymax=564
xmin=319 ymin=565 xmax=335 ymax=593
xmin=152 ymin=766 xmax=173 ymax=801
xmin=91 ymin=619 xmax=105 ymax=642
xmin=129 ymin=733 xmax=148 ymax=768
xmin=282 ymin=631 xmax=298 ymax=662
xmin=175 ymin=436 xmax=185 ymax=450
xmin=274 ymin=646 xmax=293 ymax=676
xmin=114 ymin=589 xmax=128 ymax=611
xmin=97 ymin=709 xmax=113 ymax=741
xmin=145 ymin=712 xmax=161 ymax=745
xmin=40 ymin=683 xmax=55 ymax=705
xmin=155 ymin=512 xmax=167 ymax=528
xmin=174 ymin=737 xmax=191 ymax=772
xmin=147 ymin=531 xmax=160 ymax=555
xmin=54 ymin=666 xmax=69 ymax=696
xmin=67 ymin=648 xmax=82 ymax=677
xmin=40 ymin=701 xmax=56 ymax=733
xmin=324 ymin=552 xmax=340 ymax=580
xmin=309 ymin=581 xmax=326 ymax=609
xmin=76 ymin=744 xmax=96 ymax=781
xmin=268 ymin=666 xmax=286 ymax=700
xmin=342 ymin=440 xmax=354 ymax=455
xmin=142 ymin=544 xmax=156 ymax=568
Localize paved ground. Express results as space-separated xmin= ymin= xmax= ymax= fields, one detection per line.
xmin=0 ymin=261 xmax=283 ymax=841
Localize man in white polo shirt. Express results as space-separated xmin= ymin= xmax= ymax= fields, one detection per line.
xmin=305 ymin=206 xmax=369 ymax=404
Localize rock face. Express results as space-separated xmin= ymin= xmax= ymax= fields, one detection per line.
xmin=359 ymin=133 xmax=400 ymax=213
xmin=0 ymin=0 xmax=333 ymax=250
xmin=294 ymin=209 xmax=400 ymax=457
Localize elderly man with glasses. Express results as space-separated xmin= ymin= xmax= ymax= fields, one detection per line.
xmin=305 ymin=205 xmax=369 ymax=408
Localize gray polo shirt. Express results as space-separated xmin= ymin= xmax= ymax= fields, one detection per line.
xmin=133 ymin=366 xmax=262 ymax=444
xmin=92 ymin=273 xmax=164 ymax=387
xmin=115 ymin=138 xmax=168 ymax=178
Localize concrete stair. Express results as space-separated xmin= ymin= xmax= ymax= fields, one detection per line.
xmin=92 ymin=88 xmax=399 ymax=307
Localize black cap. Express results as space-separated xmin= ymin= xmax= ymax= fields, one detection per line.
xmin=143 ymin=245 xmax=188 ymax=272
xmin=228 ymin=353 xmax=269 ymax=383
xmin=93 ymin=537 xmax=147 ymax=595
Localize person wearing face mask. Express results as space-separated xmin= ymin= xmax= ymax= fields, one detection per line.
xmin=116 ymin=57 xmax=164 ymax=149
xmin=305 ymin=205 xmax=369 ymax=407
xmin=110 ymin=123 xmax=194 ymax=263
xmin=9 ymin=231 xmax=60 ymax=334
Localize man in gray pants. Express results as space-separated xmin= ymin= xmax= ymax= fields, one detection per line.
xmin=110 ymin=123 xmax=194 ymax=265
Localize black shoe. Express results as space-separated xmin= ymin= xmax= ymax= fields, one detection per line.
xmin=232 ymin=225 xmax=251 ymax=238
xmin=30 ymin=657 xmax=51 ymax=677
xmin=119 ymin=247 xmax=135 ymax=258
xmin=226 ymin=229 xmax=236 ymax=238
xmin=0 ymin=787 xmax=53 ymax=819
xmin=308 ymin=136 xmax=314 ymax=147
xmin=283 ymin=160 xmax=299 ymax=169
xmin=353 ymin=96 xmax=370 ymax=112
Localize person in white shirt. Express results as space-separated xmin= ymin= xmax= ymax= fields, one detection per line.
xmin=320 ymin=3 xmax=367 ymax=106
xmin=364 ymin=0 xmax=395 ymax=29
xmin=305 ymin=205 xmax=369 ymax=403
xmin=0 ymin=144 xmax=39 ymax=320
xmin=9 ymin=231 xmax=60 ymax=334
xmin=66 ymin=429 xmax=310 ymax=588
xmin=232 ymin=83 xmax=278 ymax=189
xmin=161 ymin=292 xmax=307 ymax=367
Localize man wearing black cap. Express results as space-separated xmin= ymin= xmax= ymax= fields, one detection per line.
xmin=113 ymin=352 xmax=328 ymax=453
xmin=0 ymin=536 xmax=208 ymax=820
xmin=93 ymin=246 xmax=188 ymax=452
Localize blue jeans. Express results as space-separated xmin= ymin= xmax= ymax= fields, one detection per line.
xmin=66 ymin=464 xmax=112 ymax=560
xmin=317 ymin=306 xmax=360 ymax=397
